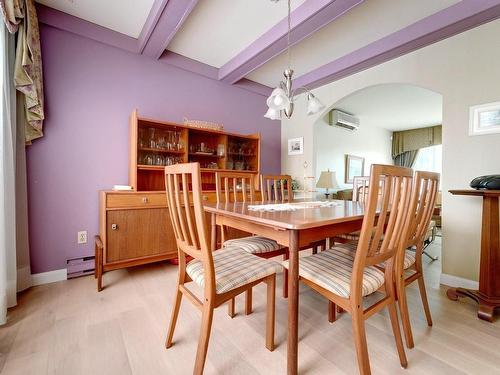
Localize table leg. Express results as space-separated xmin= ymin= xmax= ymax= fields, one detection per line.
xmin=210 ymin=213 xmax=216 ymax=252
xmin=287 ymin=230 xmax=299 ymax=375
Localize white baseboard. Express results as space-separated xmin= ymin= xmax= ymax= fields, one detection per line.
xmin=31 ymin=269 xmax=67 ymax=286
xmin=440 ymin=273 xmax=479 ymax=289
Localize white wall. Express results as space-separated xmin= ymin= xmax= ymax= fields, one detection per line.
xmin=281 ymin=19 xmax=500 ymax=283
xmin=313 ymin=118 xmax=392 ymax=190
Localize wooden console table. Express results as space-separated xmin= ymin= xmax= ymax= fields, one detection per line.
xmin=448 ymin=189 xmax=500 ymax=321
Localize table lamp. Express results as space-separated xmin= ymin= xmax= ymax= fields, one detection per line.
xmin=316 ymin=169 xmax=339 ymax=199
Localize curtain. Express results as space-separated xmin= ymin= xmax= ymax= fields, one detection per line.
xmin=392 ymin=125 xmax=441 ymax=159
xmin=0 ymin=21 xmax=17 ymax=325
xmin=394 ymin=150 xmax=419 ymax=168
xmin=1 ymin=0 xmax=44 ymax=143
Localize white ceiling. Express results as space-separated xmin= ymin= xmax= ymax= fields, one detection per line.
xmin=168 ymin=0 xmax=306 ymax=68
xmin=37 ymin=0 xmax=462 ymax=88
xmin=36 ymin=0 xmax=156 ymax=38
xmin=247 ymin=0 xmax=461 ymax=86
xmin=332 ymin=84 xmax=443 ymax=131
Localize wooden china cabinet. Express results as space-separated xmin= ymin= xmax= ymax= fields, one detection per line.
xmin=95 ymin=110 xmax=261 ymax=291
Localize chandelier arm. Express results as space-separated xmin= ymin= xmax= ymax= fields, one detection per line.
xmin=290 ymin=86 xmax=312 ymax=98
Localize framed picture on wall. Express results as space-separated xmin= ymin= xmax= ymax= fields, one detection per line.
xmin=288 ymin=137 xmax=304 ymax=155
xmin=345 ymin=154 xmax=365 ymax=183
xmin=469 ymin=101 xmax=500 ymax=136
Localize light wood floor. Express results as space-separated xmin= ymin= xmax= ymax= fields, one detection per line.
xmin=2 ymin=238 xmax=500 ymax=375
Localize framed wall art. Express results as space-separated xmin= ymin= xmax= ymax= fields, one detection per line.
xmin=288 ymin=137 xmax=304 ymax=155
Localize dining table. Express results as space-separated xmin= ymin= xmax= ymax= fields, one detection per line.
xmin=204 ymin=199 xmax=367 ymax=374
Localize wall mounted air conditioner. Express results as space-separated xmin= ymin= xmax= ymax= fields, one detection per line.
xmin=329 ymin=109 xmax=360 ymax=131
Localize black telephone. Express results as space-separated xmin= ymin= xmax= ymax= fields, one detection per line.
xmin=470 ymin=175 xmax=500 ymax=190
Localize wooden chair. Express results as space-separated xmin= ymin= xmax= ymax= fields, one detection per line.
xmin=352 ymin=175 xmax=371 ymax=204
xmin=260 ymin=174 xmax=326 ymax=295
xmin=333 ymin=175 xmax=370 ymax=243
xmin=164 ymin=163 xmax=279 ymax=375
xmin=395 ymin=170 xmax=439 ymax=349
xmin=215 ymin=171 xmax=286 ymax=317
xmin=260 ymin=174 xmax=293 ymax=202
xmin=285 ymin=164 xmax=411 ymax=375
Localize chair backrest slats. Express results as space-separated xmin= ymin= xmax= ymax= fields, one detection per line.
xmin=216 ymin=172 xmax=256 ymax=203
xmin=352 ymin=165 xmax=413 ymax=296
xmin=352 ymin=176 xmax=370 ymax=203
xmin=404 ymin=171 xmax=440 ymax=248
xmin=260 ymin=174 xmax=292 ymax=202
xmin=164 ymin=163 xmax=215 ymax=294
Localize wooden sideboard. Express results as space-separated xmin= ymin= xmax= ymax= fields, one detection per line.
xmin=95 ymin=110 xmax=262 ymax=291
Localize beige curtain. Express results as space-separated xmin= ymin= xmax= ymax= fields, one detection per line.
xmin=392 ymin=125 xmax=441 ymax=159
xmin=1 ymin=0 xmax=44 ymax=143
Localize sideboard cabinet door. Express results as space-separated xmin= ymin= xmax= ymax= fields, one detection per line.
xmin=106 ymin=208 xmax=176 ymax=264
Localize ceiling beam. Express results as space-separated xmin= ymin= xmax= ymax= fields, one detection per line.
xmin=294 ymin=0 xmax=500 ymax=90
xmin=141 ymin=0 xmax=199 ymax=59
xmin=36 ymin=3 xmax=138 ymax=53
xmin=218 ymin=0 xmax=365 ymax=84
xmin=137 ymin=0 xmax=170 ymax=53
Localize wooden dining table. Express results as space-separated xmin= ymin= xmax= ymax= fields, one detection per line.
xmin=204 ymin=200 xmax=367 ymax=374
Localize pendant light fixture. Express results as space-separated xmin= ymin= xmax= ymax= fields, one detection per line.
xmin=264 ymin=0 xmax=325 ymax=120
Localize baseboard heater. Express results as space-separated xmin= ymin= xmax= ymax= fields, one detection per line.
xmin=67 ymin=255 xmax=95 ymax=279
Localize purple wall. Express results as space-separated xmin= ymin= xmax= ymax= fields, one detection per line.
xmin=27 ymin=25 xmax=281 ymax=274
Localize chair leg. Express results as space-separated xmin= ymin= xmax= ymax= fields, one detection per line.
xmin=328 ymin=301 xmax=336 ymax=323
xmin=397 ymin=278 xmax=414 ymax=349
xmin=265 ymin=274 xmax=276 ymax=351
xmin=351 ymin=308 xmax=371 ymax=375
xmin=165 ymin=287 xmax=183 ymax=348
xmin=193 ymin=302 xmax=214 ymax=375
xmin=227 ymin=298 xmax=235 ymax=318
xmin=312 ymin=246 xmax=318 ymax=255
xmin=417 ymin=275 xmax=433 ymax=326
xmin=337 ymin=305 xmax=344 ymax=314
xmin=245 ymin=288 xmax=253 ymax=315
xmin=387 ymin=301 xmax=408 ymax=369
xmin=283 ymin=253 xmax=289 ymax=298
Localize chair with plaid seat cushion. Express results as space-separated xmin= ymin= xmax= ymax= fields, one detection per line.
xmin=164 ymin=163 xmax=279 ymax=375
xmin=186 ymin=246 xmax=281 ymax=294
xmin=284 ymin=164 xmax=411 ymax=375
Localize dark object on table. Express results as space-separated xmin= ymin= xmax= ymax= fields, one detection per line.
xmin=470 ymin=175 xmax=500 ymax=190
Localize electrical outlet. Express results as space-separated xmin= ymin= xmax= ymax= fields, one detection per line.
xmin=78 ymin=230 xmax=87 ymax=244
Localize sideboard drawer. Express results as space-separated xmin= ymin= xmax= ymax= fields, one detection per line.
xmin=106 ymin=193 xmax=166 ymax=208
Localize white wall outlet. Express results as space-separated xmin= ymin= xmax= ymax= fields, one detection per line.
xmin=78 ymin=230 xmax=87 ymax=244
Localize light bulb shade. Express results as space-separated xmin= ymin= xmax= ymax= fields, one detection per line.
xmin=264 ymin=107 xmax=282 ymax=120
xmin=266 ymin=87 xmax=290 ymax=110
xmin=306 ymin=94 xmax=325 ymax=115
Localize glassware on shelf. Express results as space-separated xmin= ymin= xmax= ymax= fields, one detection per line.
xmin=235 ymin=160 xmax=245 ymax=170
xmin=155 ymin=155 xmax=164 ymax=166
xmin=148 ymin=128 xmax=157 ymax=149
xmin=217 ymin=144 xmax=225 ymax=156
xmin=227 ymin=159 xmax=234 ymax=170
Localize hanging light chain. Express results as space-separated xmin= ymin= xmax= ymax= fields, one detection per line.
xmin=287 ymin=0 xmax=291 ymax=70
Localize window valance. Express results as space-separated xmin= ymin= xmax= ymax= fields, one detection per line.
xmin=392 ymin=125 xmax=441 ymax=159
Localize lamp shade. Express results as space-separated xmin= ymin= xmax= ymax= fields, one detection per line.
xmin=306 ymin=93 xmax=325 ymax=115
xmin=316 ymin=170 xmax=339 ymax=189
xmin=266 ymin=87 xmax=290 ymax=110
xmin=264 ymin=107 xmax=282 ymax=120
